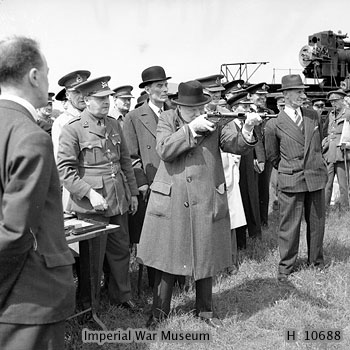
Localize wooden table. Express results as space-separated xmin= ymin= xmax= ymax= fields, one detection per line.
xmin=66 ymin=223 xmax=120 ymax=330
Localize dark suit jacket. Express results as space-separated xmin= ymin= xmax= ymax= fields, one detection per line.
xmin=0 ymin=99 xmax=75 ymax=324
xmin=265 ymin=107 xmax=327 ymax=193
xmin=123 ymin=102 xmax=161 ymax=187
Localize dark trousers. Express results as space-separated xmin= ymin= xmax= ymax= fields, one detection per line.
xmin=77 ymin=212 xmax=131 ymax=305
xmin=152 ymin=269 xmax=212 ymax=319
xmin=278 ymin=189 xmax=325 ymax=275
xmin=0 ymin=321 xmax=65 ymax=350
xmin=258 ymin=160 xmax=273 ymax=224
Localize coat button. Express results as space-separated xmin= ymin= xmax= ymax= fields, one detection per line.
xmin=88 ymin=145 xmax=92 ymax=149
xmin=187 ymin=177 xmax=192 ymax=183
xmin=107 ymin=149 xmax=111 ymax=153
xmin=184 ymin=201 xmax=189 ymax=207
xmin=111 ymin=173 xmax=116 ymax=178
xmin=147 ymin=145 xmax=151 ymax=149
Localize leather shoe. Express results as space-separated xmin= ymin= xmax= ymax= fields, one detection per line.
xmin=200 ymin=316 xmax=224 ymax=329
xmin=116 ymin=300 xmax=139 ymax=312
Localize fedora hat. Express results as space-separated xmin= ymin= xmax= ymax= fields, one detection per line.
xmin=172 ymin=80 xmax=211 ymax=107
xmin=277 ymin=74 xmax=309 ymax=91
xmin=139 ymin=66 xmax=171 ymax=88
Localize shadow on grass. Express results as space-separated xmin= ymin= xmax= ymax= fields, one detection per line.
xmin=177 ymin=277 xmax=331 ymax=323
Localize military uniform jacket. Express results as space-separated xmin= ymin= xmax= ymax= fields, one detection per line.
xmin=123 ymin=102 xmax=161 ymax=187
xmin=265 ymin=107 xmax=327 ymax=193
xmin=0 ymin=100 xmax=75 ymax=324
xmin=322 ymin=107 xmax=350 ymax=163
xmin=57 ymin=109 xmax=138 ymax=217
xmin=137 ymin=109 xmax=256 ymax=280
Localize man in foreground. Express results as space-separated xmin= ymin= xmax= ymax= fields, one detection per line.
xmin=0 ymin=36 xmax=75 ymax=350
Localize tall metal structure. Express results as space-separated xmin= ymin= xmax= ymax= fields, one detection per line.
xmin=220 ymin=62 xmax=269 ymax=83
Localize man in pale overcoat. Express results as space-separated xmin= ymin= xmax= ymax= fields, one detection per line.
xmin=265 ymin=74 xmax=327 ymax=282
xmin=137 ymin=80 xmax=261 ymax=329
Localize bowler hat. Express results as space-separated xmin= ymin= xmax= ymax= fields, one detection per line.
xmin=196 ymin=74 xmax=225 ymax=92
xmin=113 ymin=85 xmax=134 ymax=98
xmin=327 ymin=89 xmax=347 ymax=101
xmin=277 ymin=74 xmax=309 ymax=91
xmin=75 ymin=76 xmax=115 ymax=97
xmin=58 ymin=70 xmax=91 ymax=89
xmin=172 ymin=80 xmax=211 ymax=107
xmin=245 ymin=82 xmax=269 ymax=94
xmin=139 ymin=66 xmax=171 ymax=88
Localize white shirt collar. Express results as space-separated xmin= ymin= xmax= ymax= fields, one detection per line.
xmin=148 ymin=100 xmax=163 ymax=117
xmin=0 ymin=94 xmax=38 ymax=121
xmin=284 ymin=105 xmax=301 ymax=122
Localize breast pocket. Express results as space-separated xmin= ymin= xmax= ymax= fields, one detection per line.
xmin=148 ymin=181 xmax=172 ymax=219
xmin=213 ymin=183 xmax=229 ymax=221
xmin=79 ymin=140 xmax=104 ymax=164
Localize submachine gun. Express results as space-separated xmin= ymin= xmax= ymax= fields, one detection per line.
xmin=299 ymin=30 xmax=350 ymax=88
xmin=206 ymin=111 xmax=277 ymax=127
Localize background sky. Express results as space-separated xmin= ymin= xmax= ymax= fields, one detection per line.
xmin=1 ymin=0 xmax=350 ymax=106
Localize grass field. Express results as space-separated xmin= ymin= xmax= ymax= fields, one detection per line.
xmin=65 ymin=207 xmax=350 ymax=350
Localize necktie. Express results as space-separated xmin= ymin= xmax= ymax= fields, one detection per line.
xmin=294 ymin=110 xmax=303 ymax=133
xmin=98 ymin=118 xmax=105 ymax=127
xmin=158 ymin=108 xmax=163 ymax=115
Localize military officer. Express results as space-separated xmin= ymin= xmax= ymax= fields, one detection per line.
xmin=36 ymin=92 xmax=55 ymax=134
xmin=57 ymin=76 xmax=139 ymax=309
xmin=110 ymin=85 xmax=134 ymax=128
xmin=52 ymin=70 xmax=91 ymax=161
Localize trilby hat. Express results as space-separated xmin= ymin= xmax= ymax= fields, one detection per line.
xmin=172 ymin=80 xmax=211 ymax=107
xmin=277 ymin=74 xmax=309 ymax=91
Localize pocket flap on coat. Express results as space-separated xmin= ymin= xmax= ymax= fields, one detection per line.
xmin=215 ymin=183 xmax=226 ymax=195
xmin=84 ymin=176 xmax=103 ymax=189
xmin=278 ymin=168 xmax=293 ymax=175
xmin=150 ymin=181 xmax=172 ymax=195
xmin=79 ymin=140 xmax=103 ymax=150
xmin=42 ymin=250 xmax=75 ymax=268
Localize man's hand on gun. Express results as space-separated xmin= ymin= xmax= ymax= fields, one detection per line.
xmin=189 ymin=114 xmax=216 ymax=133
xmin=243 ymin=112 xmax=263 ymax=132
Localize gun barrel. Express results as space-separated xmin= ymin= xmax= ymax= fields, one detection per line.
xmin=206 ymin=112 xmax=278 ymax=119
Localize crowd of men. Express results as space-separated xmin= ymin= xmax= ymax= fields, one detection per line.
xmin=1 ymin=35 xmax=350 ymax=348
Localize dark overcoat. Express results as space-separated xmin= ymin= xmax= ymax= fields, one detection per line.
xmin=137 ymin=109 xmax=256 ymax=280
xmin=0 ymin=99 xmax=75 ymax=324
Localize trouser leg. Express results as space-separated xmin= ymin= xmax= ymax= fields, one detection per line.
xmin=304 ymin=189 xmax=325 ymax=267
xmin=152 ymin=269 xmax=175 ymax=319
xmin=106 ymin=213 xmax=132 ymax=304
xmin=278 ymin=191 xmax=304 ymax=275
xmin=195 ymin=277 xmax=213 ymax=317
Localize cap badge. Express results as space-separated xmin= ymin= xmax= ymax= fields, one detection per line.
xmin=101 ymin=81 xmax=108 ymax=88
xmin=76 ymin=74 xmax=83 ymax=83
